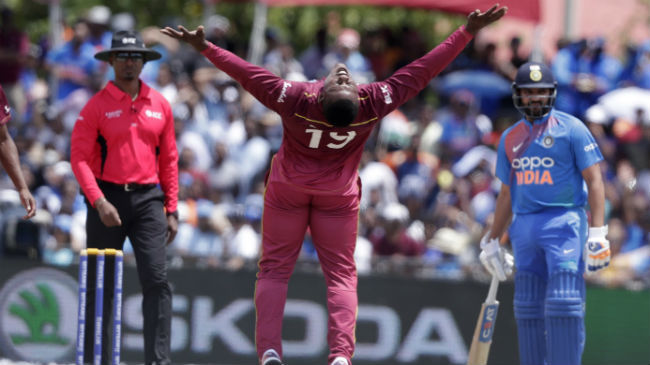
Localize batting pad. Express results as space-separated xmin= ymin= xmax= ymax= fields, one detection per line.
xmin=514 ymin=271 xmax=547 ymax=365
xmin=545 ymin=269 xmax=585 ymax=365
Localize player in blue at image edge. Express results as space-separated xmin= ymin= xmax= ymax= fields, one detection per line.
xmin=478 ymin=61 xmax=610 ymax=365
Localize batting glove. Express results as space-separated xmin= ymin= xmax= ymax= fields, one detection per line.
xmin=479 ymin=234 xmax=514 ymax=281
xmin=585 ymin=225 xmax=611 ymax=274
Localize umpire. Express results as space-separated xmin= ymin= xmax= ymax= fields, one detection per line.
xmin=70 ymin=30 xmax=178 ymax=365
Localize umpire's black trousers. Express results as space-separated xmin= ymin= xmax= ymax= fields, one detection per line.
xmin=83 ymin=183 xmax=171 ymax=365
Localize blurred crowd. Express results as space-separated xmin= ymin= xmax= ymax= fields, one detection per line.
xmin=0 ymin=5 xmax=648 ymax=289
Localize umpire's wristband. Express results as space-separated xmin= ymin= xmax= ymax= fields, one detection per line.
xmin=166 ymin=210 xmax=179 ymax=219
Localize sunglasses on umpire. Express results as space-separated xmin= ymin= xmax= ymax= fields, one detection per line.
xmin=114 ymin=52 xmax=144 ymax=61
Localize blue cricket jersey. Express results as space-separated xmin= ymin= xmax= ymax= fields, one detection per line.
xmin=496 ymin=109 xmax=603 ymax=214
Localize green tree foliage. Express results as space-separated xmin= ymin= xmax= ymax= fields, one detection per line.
xmin=10 ymin=1 xmax=464 ymax=56
xmin=265 ymin=5 xmax=464 ymax=53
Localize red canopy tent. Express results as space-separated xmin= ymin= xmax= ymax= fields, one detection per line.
xmin=260 ymin=0 xmax=540 ymax=23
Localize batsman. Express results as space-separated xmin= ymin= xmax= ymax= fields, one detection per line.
xmin=479 ymin=61 xmax=609 ymax=365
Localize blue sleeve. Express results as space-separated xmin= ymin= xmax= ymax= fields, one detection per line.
xmin=439 ymin=120 xmax=451 ymax=142
xmin=495 ymin=131 xmax=510 ymax=185
xmin=571 ymin=120 xmax=603 ymax=171
xmin=552 ymin=49 xmax=574 ymax=86
xmin=595 ymin=56 xmax=622 ymax=92
xmin=46 ymin=47 xmax=62 ymax=65
xmin=85 ymin=56 xmax=100 ymax=75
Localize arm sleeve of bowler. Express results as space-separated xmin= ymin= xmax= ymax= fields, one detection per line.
xmin=70 ymin=100 xmax=103 ymax=206
xmin=363 ymin=26 xmax=473 ymax=117
xmin=200 ymin=44 xmax=297 ymax=115
xmin=158 ymin=99 xmax=179 ymax=213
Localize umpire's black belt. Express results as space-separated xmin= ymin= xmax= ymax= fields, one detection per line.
xmin=97 ymin=179 xmax=157 ymax=192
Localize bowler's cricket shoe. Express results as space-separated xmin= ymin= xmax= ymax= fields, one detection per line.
xmin=330 ymin=356 xmax=349 ymax=365
xmin=262 ymin=349 xmax=285 ymax=365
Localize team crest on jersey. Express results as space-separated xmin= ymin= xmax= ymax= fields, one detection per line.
xmin=542 ymin=135 xmax=554 ymax=148
xmin=3 ymin=105 xmax=9 ymax=114
xmin=529 ymin=64 xmax=542 ymax=82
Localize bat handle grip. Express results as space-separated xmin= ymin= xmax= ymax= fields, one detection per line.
xmin=486 ymin=275 xmax=499 ymax=303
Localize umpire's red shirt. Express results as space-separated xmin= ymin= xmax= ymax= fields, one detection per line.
xmin=70 ymin=80 xmax=178 ymax=213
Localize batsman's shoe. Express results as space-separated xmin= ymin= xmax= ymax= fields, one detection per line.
xmin=262 ymin=349 xmax=284 ymax=365
xmin=330 ymin=356 xmax=349 ymax=365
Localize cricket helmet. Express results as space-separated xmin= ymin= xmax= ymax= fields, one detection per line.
xmin=512 ymin=61 xmax=557 ymax=119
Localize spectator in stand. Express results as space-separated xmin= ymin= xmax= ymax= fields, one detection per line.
xmin=151 ymin=62 xmax=179 ymax=104
xmin=205 ymin=14 xmax=234 ymax=52
xmin=223 ymin=202 xmax=261 ymax=270
xmin=111 ymin=12 xmax=136 ymax=33
xmin=574 ymin=38 xmax=622 ymax=119
xmin=359 ymin=150 xmax=398 ymax=217
xmin=174 ymin=198 xmax=224 ymax=265
xmin=85 ymin=5 xmax=112 ymax=50
xmin=391 ymin=26 xmax=427 ymax=72
xmin=42 ymin=213 xmax=75 ymax=266
xmin=50 ymin=66 xmax=105 ymax=135
xmin=17 ymin=43 xmax=47 ymax=125
xmin=369 ymin=202 xmax=427 ymax=274
xmin=552 ymin=37 xmax=621 ymax=120
xmin=233 ymin=115 xmax=271 ymax=201
xmin=323 ymin=28 xmax=374 ymax=83
xmin=551 ymin=38 xmax=582 ymax=116
xmin=45 ymin=19 xmax=97 ymax=102
xmin=376 ymin=109 xmax=413 ymax=155
xmin=365 ymin=26 xmax=402 ymax=81
xmin=451 ymin=145 xmax=498 ymax=225
xmin=0 ymin=6 xmax=30 ymax=120
xmin=509 ymin=36 xmax=528 ymax=70
xmin=437 ymin=89 xmax=492 ymax=161
xmin=86 ymin=6 xmax=118 ymax=82
xmin=264 ymin=41 xmax=305 ymax=81
xmin=299 ymin=27 xmax=329 ymax=80
xmin=393 ymin=135 xmax=434 ymax=220
xmin=262 ymin=27 xmax=283 ymax=66
xmin=141 ymin=25 xmax=180 ymax=85
xmin=617 ymin=40 xmax=650 ymax=89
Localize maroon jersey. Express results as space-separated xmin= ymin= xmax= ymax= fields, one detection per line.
xmin=0 ymin=85 xmax=11 ymax=125
xmin=201 ymin=26 xmax=472 ymax=195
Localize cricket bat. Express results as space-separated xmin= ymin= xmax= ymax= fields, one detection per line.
xmin=466 ymin=275 xmax=500 ymax=365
